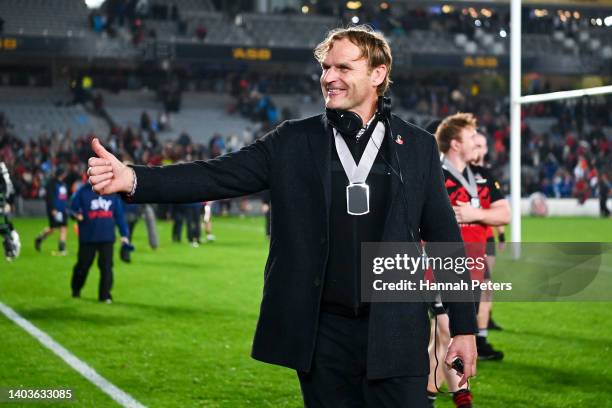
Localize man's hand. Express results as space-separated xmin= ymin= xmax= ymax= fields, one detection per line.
xmin=453 ymin=201 xmax=482 ymax=224
xmin=445 ymin=334 xmax=477 ymax=387
xmin=75 ymin=213 xmax=84 ymax=222
xmin=53 ymin=211 xmax=64 ymax=223
xmin=88 ymin=138 xmax=134 ymax=195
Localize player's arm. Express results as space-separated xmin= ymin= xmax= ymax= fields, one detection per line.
xmin=69 ymin=188 xmax=84 ymax=222
xmin=459 ymin=198 xmax=510 ymax=226
xmin=113 ymin=197 xmax=130 ymax=243
xmin=453 ymin=170 xmax=510 ymax=226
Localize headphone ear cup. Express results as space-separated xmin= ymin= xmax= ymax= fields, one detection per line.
xmin=325 ymin=109 xmax=363 ymax=137
xmin=377 ymin=96 xmax=392 ymax=120
xmin=383 ymin=97 xmax=392 ymax=118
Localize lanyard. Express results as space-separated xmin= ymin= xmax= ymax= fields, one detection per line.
xmin=333 ymin=121 xmax=385 ymax=184
xmin=333 ymin=121 xmax=385 ymax=215
xmin=441 ymin=157 xmax=480 ymax=207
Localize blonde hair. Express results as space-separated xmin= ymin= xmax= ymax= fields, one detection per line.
xmin=314 ymin=25 xmax=392 ymax=95
xmin=435 ymin=113 xmax=478 ymax=153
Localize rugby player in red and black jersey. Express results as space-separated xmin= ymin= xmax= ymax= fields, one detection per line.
xmin=426 ymin=113 xmax=510 ymax=408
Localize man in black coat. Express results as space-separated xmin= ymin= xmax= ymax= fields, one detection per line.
xmin=87 ymin=26 xmax=477 ymax=407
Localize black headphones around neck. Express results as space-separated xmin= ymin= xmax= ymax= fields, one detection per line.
xmin=325 ymin=96 xmax=392 ymax=137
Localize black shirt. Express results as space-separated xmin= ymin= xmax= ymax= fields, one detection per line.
xmin=322 ymin=119 xmax=392 ymax=317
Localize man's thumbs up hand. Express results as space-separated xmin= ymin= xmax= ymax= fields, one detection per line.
xmin=91 ymin=137 xmax=115 ymax=161
xmin=88 ymin=138 xmax=134 ymax=195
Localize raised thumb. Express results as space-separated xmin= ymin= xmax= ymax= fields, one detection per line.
xmin=92 ymin=138 xmax=112 ymax=160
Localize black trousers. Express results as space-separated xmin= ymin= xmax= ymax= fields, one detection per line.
xmin=186 ymin=207 xmax=201 ymax=242
xmin=172 ymin=207 xmax=186 ymax=242
xmin=298 ymin=312 xmax=428 ymax=408
xmin=600 ymin=197 xmax=610 ymax=217
xmin=71 ymin=242 xmax=114 ymax=301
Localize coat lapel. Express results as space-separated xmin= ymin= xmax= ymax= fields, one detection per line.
xmin=382 ymin=118 xmax=420 ymax=238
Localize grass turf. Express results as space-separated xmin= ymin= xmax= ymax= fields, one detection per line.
xmin=1 ymin=216 xmax=611 ymax=407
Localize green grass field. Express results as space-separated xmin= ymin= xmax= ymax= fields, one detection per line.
xmin=1 ymin=216 xmax=611 ymax=407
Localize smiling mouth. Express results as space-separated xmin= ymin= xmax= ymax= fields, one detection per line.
xmin=326 ymin=87 xmax=347 ymax=96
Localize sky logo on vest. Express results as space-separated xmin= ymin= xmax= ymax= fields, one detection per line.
xmin=88 ymin=197 xmax=113 ymax=219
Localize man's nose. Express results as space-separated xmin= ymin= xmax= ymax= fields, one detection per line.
xmin=322 ymin=67 xmax=340 ymax=84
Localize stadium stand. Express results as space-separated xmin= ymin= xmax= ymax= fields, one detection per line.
xmin=0 ymin=87 xmax=109 ymax=140
xmin=0 ymin=0 xmax=609 ymax=205
xmin=238 ymin=13 xmax=338 ymax=48
xmin=101 ymin=90 xmax=254 ymax=141
xmin=143 ymin=11 xmax=253 ymax=45
xmin=0 ymin=0 xmax=139 ymax=59
xmin=0 ymin=0 xmax=90 ymax=37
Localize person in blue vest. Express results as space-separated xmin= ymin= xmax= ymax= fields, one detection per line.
xmin=35 ymin=167 xmax=70 ymax=255
xmin=69 ymin=182 xmax=129 ymax=303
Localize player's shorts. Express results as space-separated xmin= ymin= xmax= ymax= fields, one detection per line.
xmin=485 ymin=236 xmax=496 ymax=256
xmin=48 ymin=211 xmax=68 ymax=228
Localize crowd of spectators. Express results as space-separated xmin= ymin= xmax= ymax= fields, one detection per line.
xmin=0 ymin=116 xmax=91 ymax=200
xmin=381 ymin=74 xmax=610 ymax=202
xmin=0 ymin=2 xmax=608 ymax=205
xmin=519 ymin=98 xmax=610 ymax=201
xmin=0 ymin=73 xmax=610 ymax=202
xmin=0 ymin=110 xmax=229 ymax=201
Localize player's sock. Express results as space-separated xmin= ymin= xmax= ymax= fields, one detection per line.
xmin=478 ymin=328 xmax=488 ymax=338
xmin=427 ymin=391 xmax=437 ymax=408
xmin=34 ymin=233 xmax=46 ymax=251
xmin=59 ymin=241 xmax=66 ymax=252
xmin=453 ymin=389 xmax=473 ymax=408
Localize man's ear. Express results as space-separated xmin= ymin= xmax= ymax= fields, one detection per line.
xmin=370 ymin=65 xmax=387 ymax=88
xmin=450 ymin=138 xmax=461 ymax=152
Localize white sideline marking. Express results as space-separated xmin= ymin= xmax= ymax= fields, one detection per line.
xmin=0 ymin=301 xmax=146 ymax=408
